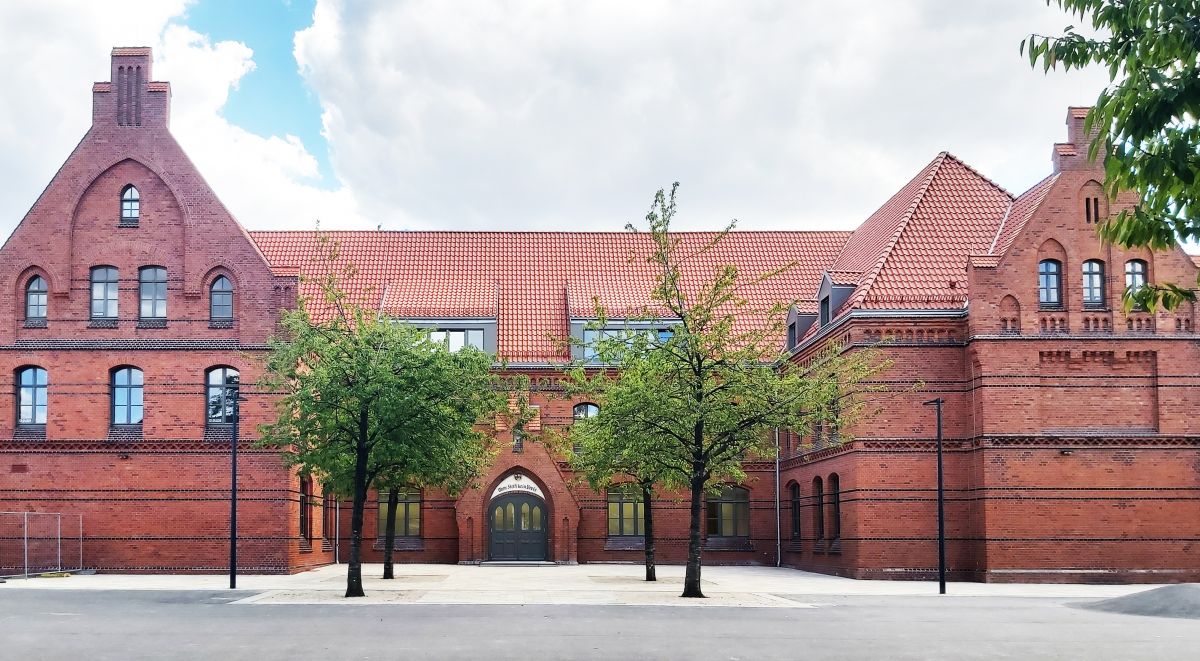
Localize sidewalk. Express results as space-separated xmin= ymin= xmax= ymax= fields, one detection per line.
xmin=0 ymin=563 xmax=1165 ymax=607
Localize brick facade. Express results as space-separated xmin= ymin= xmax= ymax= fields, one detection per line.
xmin=1 ymin=49 xmax=1196 ymax=582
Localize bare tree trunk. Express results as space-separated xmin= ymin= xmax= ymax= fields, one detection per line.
xmin=641 ymin=481 xmax=656 ymax=582
xmin=346 ymin=410 xmax=369 ymax=598
xmin=681 ymin=468 xmax=706 ymax=598
xmin=382 ymin=489 xmax=399 ymax=579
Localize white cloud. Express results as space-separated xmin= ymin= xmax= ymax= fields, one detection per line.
xmin=0 ymin=0 xmax=364 ymax=241
xmin=295 ymin=0 xmax=1111 ymax=231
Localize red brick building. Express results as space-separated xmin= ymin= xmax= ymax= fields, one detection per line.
xmin=1 ymin=49 xmax=1197 ymax=581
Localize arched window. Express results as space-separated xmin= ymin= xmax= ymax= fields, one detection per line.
xmin=706 ymin=485 xmax=749 ymax=538
xmin=205 ymin=366 xmax=239 ymax=424
xmin=138 ymin=267 xmax=167 ymax=319
xmin=812 ymin=476 xmax=825 ymax=542
xmin=111 ymin=367 xmax=144 ymax=425
xmin=299 ymin=476 xmax=313 ymax=542
xmin=210 ymin=276 xmax=233 ymax=320
xmin=789 ymin=483 xmax=801 ymax=541
xmin=90 ymin=266 xmax=119 ymax=319
xmin=828 ymin=473 xmax=842 ymax=541
xmin=121 ymin=185 xmax=140 ymax=224
xmin=378 ymin=487 xmax=421 ymax=538
xmin=1125 ymin=260 xmax=1148 ymax=293
xmin=573 ymin=402 xmax=599 ymax=421
xmin=607 ymin=484 xmax=645 ymax=537
xmin=25 ymin=276 xmax=47 ymax=320
xmin=1037 ymin=259 xmax=1062 ymax=309
xmin=15 ymin=366 xmax=47 ymax=426
xmin=1082 ymin=260 xmax=1106 ymax=308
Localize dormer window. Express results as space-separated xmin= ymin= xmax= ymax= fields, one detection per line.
xmin=428 ymin=328 xmax=484 ymax=351
xmin=787 ymin=322 xmax=797 ymax=348
xmin=120 ymin=185 xmax=140 ymax=226
xmin=819 ymin=296 xmax=831 ymax=326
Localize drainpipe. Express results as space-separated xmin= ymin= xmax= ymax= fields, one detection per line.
xmin=774 ymin=426 xmax=781 ymax=567
xmin=334 ymin=499 xmax=341 ymax=564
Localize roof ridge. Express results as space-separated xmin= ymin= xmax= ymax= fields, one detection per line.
xmin=849 ymin=152 xmax=950 ymax=306
xmin=940 ymin=151 xmax=1016 ymax=200
xmin=248 ymin=229 xmax=855 ymax=237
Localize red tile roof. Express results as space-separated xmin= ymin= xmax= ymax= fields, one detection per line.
xmin=249 ymin=231 xmax=850 ymax=362
xmin=990 ymin=174 xmax=1059 ymax=256
xmin=830 ymin=152 xmax=1013 ymax=310
xmin=1191 ymin=254 xmax=1200 ymax=269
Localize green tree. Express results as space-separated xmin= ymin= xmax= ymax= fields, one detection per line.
xmin=559 ymin=397 xmax=676 ymax=582
xmin=569 ymin=185 xmax=887 ymax=598
xmin=259 ymin=244 xmax=501 ymax=597
xmin=1023 ymin=0 xmax=1200 ymax=309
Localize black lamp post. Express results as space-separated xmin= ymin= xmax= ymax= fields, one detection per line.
xmin=923 ymin=397 xmax=946 ymax=595
xmin=228 ymin=385 xmax=244 ymax=590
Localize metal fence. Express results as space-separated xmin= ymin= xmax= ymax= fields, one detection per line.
xmin=0 ymin=512 xmax=83 ymax=578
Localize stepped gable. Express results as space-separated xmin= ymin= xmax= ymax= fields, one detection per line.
xmin=250 ymin=230 xmax=850 ymax=362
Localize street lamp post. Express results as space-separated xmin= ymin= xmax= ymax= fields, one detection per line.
xmin=923 ymin=397 xmax=946 ymax=595
xmin=229 ymin=385 xmax=243 ymax=590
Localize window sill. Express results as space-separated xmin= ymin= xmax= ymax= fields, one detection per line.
xmin=703 ymin=537 xmax=753 ymax=552
xmin=828 ymin=538 xmax=842 ymax=555
xmin=23 ymin=319 xmax=47 ymax=329
xmin=209 ymin=319 xmax=235 ymax=329
xmin=373 ymin=537 xmax=424 ymax=552
xmin=321 ymin=539 xmax=334 ymax=552
xmin=785 ymin=540 xmax=803 ymax=553
xmin=299 ymin=539 xmax=313 ymax=554
xmin=604 ymin=537 xmax=646 ymax=551
xmin=14 ymin=425 xmax=46 ymax=441
xmin=107 ymin=425 xmax=143 ymax=443
xmin=88 ymin=319 xmax=118 ymax=329
xmin=118 ymin=219 xmax=140 ymax=228
xmin=1037 ymin=306 xmax=1064 ymax=312
xmin=136 ymin=319 xmax=167 ymax=329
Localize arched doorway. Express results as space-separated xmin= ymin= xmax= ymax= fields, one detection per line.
xmin=488 ymin=493 xmax=547 ymax=561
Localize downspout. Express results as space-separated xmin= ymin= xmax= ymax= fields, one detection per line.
xmin=774 ymin=426 xmax=781 ymax=567
xmin=334 ymin=499 xmax=341 ymax=564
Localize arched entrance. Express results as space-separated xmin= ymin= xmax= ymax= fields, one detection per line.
xmin=488 ymin=493 xmax=547 ymax=560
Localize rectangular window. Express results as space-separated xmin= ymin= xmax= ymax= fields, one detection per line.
xmin=607 ymin=488 xmax=645 ymax=536
xmin=378 ymin=489 xmax=421 ymax=538
xmin=819 ymin=297 xmax=831 ymax=326
xmin=705 ymin=487 xmax=749 ymax=538
xmin=429 ymin=329 xmax=484 ymax=351
xmin=139 ymin=267 xmax=167 ymax=319
xmin=90 ymin=267 xmax=119 ymax=319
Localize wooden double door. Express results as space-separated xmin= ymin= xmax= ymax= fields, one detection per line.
xmin=488 ymin=493 xmax=547 ymax=561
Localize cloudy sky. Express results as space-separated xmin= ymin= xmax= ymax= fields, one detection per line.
xmin=0 ymin=0 xmax=1110 ymax=239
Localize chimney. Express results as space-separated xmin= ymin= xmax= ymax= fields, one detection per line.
xmin=1052 ymin=106 xmax=1103 ymax=173
xmin=92 ymin=47 xmax=171 ymax=129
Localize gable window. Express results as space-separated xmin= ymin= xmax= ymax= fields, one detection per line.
xmin=210 ymin=276 xmax=233 ymax=320
xmin=1081 ymin=260 xmax=1106 ymax=309
xmin=428 ymin=329 xmax=484 ymax=351
xmin=378 ymin=487 xmax=421 ymax=538
xmin=205 ymin=366 xmax=239 ymax=424
xmin=90 ymin=266 xmax=119 ymax=319
xmin=139 ymin=267 xmax=167 ymax=319
xmin=1037 ymin=259 xmax=1062 ymax=309
xmin=111 ymin=367 xmax=144 ymax=426
xmin=706 ymin=486 xmax=749 ymax=538
xmin=25 ymin=276 xmax=47 ymax=320
xmin=120 ymin=185 xmax=140 ymax=225
xmin=789 ymin=483 xmax=801 ymax=541
xmin=607 ymin=484 xmax=645 ymax=537
xmin=16 ymin=366 xmax=48 ymax=426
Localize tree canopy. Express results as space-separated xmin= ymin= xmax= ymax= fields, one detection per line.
xmin=564 ymin=184 xmax=887 ymax=598
xmin=259 ymin=243 xmax=501 ymax=596
xmin=1023 ymin=0 xmax=1200 ymax=309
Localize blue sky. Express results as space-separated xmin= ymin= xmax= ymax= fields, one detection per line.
xmin=178 ymin=0 xmax=334 ymax=187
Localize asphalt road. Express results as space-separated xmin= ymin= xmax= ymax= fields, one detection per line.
xmin=1 ymin=589 xmax=1197 ymax=660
